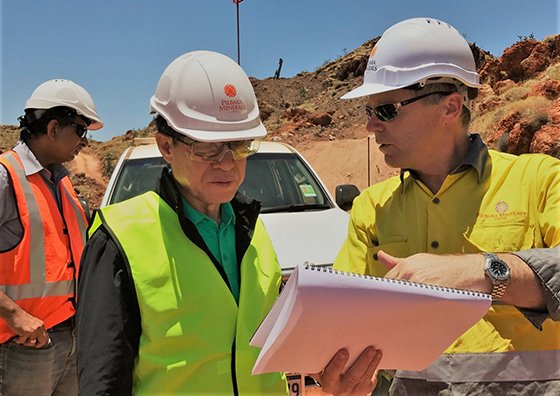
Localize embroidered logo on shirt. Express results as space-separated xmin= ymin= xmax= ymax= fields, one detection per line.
xmin=495 ymin=201 xmax=509 ymax=214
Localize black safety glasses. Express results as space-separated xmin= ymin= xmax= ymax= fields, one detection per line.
xmin=70 ymin=123 xmax=88 ymax=139
xmin=365 ymin=91 xmax=454 ymax=122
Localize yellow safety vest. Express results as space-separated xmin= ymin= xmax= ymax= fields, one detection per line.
xmin=92 ymin=192 xmax=288 ymax=395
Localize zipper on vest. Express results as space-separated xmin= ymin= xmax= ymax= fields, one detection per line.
xmin=231 ymin=341 xmax=239 ymax=396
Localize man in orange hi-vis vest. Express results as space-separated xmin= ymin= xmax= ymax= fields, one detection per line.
xmin=0 ymin=79 xmax=103 ymax=396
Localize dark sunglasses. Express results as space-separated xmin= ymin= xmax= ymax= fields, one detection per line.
xmin=365 ymin=91 xmax=454 ymax=122
xmin=70 ymin=123 xmax=88 ymax=139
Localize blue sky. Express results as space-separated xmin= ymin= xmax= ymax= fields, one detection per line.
xmin=2 ymin=0 xmax=559 ymax=142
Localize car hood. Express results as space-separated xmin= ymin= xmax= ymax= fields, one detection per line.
xmin=259 ymin=208 xmax=349 ymax=274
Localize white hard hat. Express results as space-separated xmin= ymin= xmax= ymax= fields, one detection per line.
xmin=25 ymin=79 xmax=103 ymax=130
xmin=150 ymin=50 xmax=266 ymax=142
xmin=342 ymin=17 xmax=481 ymax=100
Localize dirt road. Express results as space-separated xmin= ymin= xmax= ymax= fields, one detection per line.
xmin=69 ymin=150 xmax=107 ymax=187
xmin=297 ymin=136 xmax=398 ymax=196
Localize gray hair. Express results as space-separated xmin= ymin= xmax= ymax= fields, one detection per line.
xmin=408 ymin=78 xmax=479 ymax=129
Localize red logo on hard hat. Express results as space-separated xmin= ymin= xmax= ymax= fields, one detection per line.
xmin=224 ymin=84 xmax=237 ymax=97
xmin=370 ymin=46 xmax=378 ymax=57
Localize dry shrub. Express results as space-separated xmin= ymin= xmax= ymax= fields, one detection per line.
xmin=503 ymin=86 xmax=530 ymax=102
xmin=544 ymin=64 xmax=560 ymax=80
xmin=471 ymin=111 xmax=499 ymax=138
xmin=0 ymin=125 xmax=20 ymax=151
xmin=472 ymin=95 xmax=551 ymax=138
xmin=508 ymin=95 xmax=551 ymax=119
xmin=299 ymin=102 xmax=319 ymax=113
xmin=517 ymin=78 xmax=540 ymax=91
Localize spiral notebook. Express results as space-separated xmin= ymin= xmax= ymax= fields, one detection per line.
xmin=250 ymin=263 xmax=491 ymax=375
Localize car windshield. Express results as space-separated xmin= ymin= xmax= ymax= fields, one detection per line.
xmin=107 ymin=152 xmax=333 ymax=212
xmin=108 ymin=156 xmax=166 ymax=204
xmin=241 ymin=153 xmax=332 ymax=212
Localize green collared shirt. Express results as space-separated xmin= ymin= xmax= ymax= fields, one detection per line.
xmin=182 ymin=199 xmax=239 ymax=302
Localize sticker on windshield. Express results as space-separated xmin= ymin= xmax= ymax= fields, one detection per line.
xmin=299 ymin=184 xmax=317 ymax=197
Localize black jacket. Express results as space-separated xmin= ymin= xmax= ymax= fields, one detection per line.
xmin=76 ymin=167 xmax=262 ymax=395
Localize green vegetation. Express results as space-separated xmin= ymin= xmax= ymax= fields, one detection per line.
xmin=516 ymin=33 xmax=535 ymax=41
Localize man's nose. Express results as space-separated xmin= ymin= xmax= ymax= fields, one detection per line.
xmin=213 ymin=150 xmax=236 ymax=170
xmin=366 ymin=115 xmax=384 ymax=134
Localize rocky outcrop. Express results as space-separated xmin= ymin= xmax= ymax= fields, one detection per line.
xmin=474 ymin=35 xmax=560 ymax=158
xmin=486 ymin=98 xmax=560 ymax=157
xmin=480 ymin=36 xmax=560 ymax=88
xmin=309 ymin=112 xmax=332 ymax=127
xmin=529 ymin=79 xmax=560 ymax=100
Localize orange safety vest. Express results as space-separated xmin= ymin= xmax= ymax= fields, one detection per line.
xmin=0 ymin=151 xmax=87 ymax=343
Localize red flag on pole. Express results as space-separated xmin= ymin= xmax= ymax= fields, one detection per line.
xmin=233 ymin=0 xmax=243 ymax=4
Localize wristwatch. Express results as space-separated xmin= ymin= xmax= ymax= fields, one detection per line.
xmin=482 ymin=252 xmax=511 ymax=300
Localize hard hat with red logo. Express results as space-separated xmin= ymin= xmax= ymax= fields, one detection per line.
xmin=150 ymin=50 xmax=266 ymax=142
xmin=342 ymin=17 xmax=481 ymax=100
xmin=24 ymin=79 xmax=103 ymax=130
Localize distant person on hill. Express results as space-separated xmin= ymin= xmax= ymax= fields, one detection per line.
xmin=334 ymin=17 xmax=560 ymax=395
xmin=0 ymin=79 xmax=103 ymax=395
xmin=274 ymin=57 xmax=284 ymax=79
xmin=76 ymin=50 xmax=382 ymax=395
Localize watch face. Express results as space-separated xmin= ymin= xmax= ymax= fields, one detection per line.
xmin=490 ymin=261 xmax=510 ymax=281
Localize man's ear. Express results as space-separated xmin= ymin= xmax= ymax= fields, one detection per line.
xmin=46 ymin=119 xmax=59 ymax=140
xmin=442 ymin=92 xmax=463 ymax=123
xmin=155 ymin=133 xmax=173 ymax=162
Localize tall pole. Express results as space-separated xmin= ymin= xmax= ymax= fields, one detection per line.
xmin=236 ymin=2 xmax=240 ymax=65
xmin=367 ymin=135 xmax=371 ymax=186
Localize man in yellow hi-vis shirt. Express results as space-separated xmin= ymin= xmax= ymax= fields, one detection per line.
xmin=334 ymin=17 xmax=560 ymax=395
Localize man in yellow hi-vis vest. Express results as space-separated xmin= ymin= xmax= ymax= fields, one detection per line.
xmin=76 ymin=51 xmax=383 ymax=395
xmin=334 ymin=17 xmax=560 ymax=395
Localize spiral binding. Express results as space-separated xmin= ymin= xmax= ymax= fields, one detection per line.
xmin=303 ymin=263 xmax=490 ymax=298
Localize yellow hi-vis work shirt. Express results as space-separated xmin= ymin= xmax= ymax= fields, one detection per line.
xmin=334 ymin=148 xmax=560 ymax=383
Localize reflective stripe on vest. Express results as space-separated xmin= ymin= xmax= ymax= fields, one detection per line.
xmin=0 ymin=152 xmax=82 ymax=299
xmin=62 ymin=185 xmax=86 ymax=248
xmin=397 ymin=349 xmax=560 ymax=382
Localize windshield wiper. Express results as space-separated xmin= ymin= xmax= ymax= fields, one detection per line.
xmin=260 ymin=203 xmax=332 ymax=213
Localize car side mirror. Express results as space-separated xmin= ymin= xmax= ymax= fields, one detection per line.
xmin=335 ymin=184 xmax=360 ymax=211
xmin=78 ymin=196 xmax=91 ymax=224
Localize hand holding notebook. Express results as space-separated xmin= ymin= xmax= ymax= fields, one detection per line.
xmin=250 ymin=264 xmax=491 ymax=375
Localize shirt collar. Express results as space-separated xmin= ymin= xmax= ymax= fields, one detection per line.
xmin=399 ymin=133 xmax=489 ymax=188
xmin=182 ymin=197 xmax=236 ymax=228
xmin=449 ymin=133 xmax=488 ymax=180
xmin=12 ymin=140 xmax=70 ymax=182
xmin=13 ymin=141 xmax=44 ymax=176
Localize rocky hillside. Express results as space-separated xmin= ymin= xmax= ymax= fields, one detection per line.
xmin=252 ymin=35 xmax=560 ymax=156
xmin=1 ymin=34 xmax=559 ymax=208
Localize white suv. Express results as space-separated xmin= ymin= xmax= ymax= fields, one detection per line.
xmin=101 ymin=139 xmax=350 ymax=279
